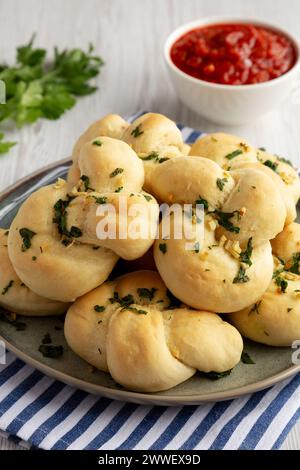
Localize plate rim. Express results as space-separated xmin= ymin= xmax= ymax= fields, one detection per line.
xmin=1 ymin=159 xmax=300 ymax=406
xmin=2 ymin=332 xmax=300 ymax=406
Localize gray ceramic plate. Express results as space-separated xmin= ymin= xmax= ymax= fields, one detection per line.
xmin=0 ymin=159 xmax=299 ymax=406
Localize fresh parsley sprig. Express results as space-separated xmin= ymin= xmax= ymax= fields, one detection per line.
xmin=0 ymin=35 xmax=104 ymax=155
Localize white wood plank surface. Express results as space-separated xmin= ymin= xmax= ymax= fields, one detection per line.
xmin=0 ymin=0 xmax=299 ymax=450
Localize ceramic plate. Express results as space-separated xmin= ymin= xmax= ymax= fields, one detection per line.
xmin=0 ymin=158 xmax=299 ymax=406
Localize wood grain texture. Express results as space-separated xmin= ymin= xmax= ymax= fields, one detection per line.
xmin=0 ymin=0 xmax=299 ymax=450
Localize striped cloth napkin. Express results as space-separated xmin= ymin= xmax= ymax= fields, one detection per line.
xmin=0 ymin=352 xmax=300 ymax=449
xmin=0 ymin=113 xmax=300 ymax=450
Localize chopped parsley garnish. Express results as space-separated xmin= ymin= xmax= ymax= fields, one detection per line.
xmin=115 ymin=186 xmax=123 ymax=193
xmin=143 ymin=194 xmax=152 ymax=202
xmin=19 ymin=228 xmax=36 ymax=251
xmin=131 ymin=124 xmax=144 ymax=138
xmin=122 ymin=306 xmax=147 ymax=315
xmin=2 ymin=280 xmax=14 ymax=296
xmin=216 ymin=177 xmax=228 ymax=191
xmin=233 ymin=266 xmax=250 ymax=284
xmin=287 ymin=307 xmax=293 ymax=313
xmin=274 ymin=273 xmax=288 ymax=293
xmin=137 ymin=287 xmax=157 ymax=301
xmin=166 ymin=289 xmax=181 ymax=309
xmin=287 ymin=252 xmax=300 ymax=275
xmin=94 ymin=305 xmax=105 ymax=312
xmin=42 ymin=333 xmax=52 ymax=344
xmin=159 ymin=243 xmax=167 ymax=254
xmin=53 ymin=195 xmax=81 ymax=240
xmin=32 ymin=256 xmax=37 ymax=261
xmin=263 ymin=160 xmax=278 ymax=172
xmin=38 ymin=344 xmax=63 ymax=358
xmin=203 ymin=369 xmax=232 ymax=380
xmin=225 ymin=149 xmax=243 ymax=160
xmin=249 ymin=301 xmax=262 ymax=315
xmin=92 ymin=195 xmax=108 ymax=205
xmin=258 ymin=147 xmax=266 ymax=151
xmin=92 ymin=139 xmax=102 ymax=146
xmin=68 ymin=226 xmax=82 ymax=238
xmin=139 ymin=152 xmax=169 ymax=164
xmin=240 ymin=237 xmax=253 ymax=266
xmin=140 ymin=151 xmax=159 ymax=161
xmin=80 ymin=175 xmax=94 ymax=191
xmin=109 ymin=292 xmax=134 ymax=308
xmin=213 ymin=210 xmax=240 ymax=233
xmin=277 ymin=156 xmax=294 ymax=167
xmin=110 ymin=167 xmax=124 ymax=178
xmin=195 ymin=197 xmax=208 ymax=211
xmin=53 ymin=195 xmax=75 ymax=236
xmin=241 ymin=351 xmax=255 ymax=364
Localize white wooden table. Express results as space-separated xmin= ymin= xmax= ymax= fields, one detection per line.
xmin=0 ymin=0 xmax=300 ymax=450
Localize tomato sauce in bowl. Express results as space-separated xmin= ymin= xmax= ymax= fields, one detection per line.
xmin=170 ymin=23 xmax=297 ymax=85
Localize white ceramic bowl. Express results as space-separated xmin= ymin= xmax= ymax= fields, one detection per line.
xmin=164 ymin=16 xmax=300 ymax=125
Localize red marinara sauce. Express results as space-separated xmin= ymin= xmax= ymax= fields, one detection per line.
xmin=170 ymin=23 xmax=296 ymax=85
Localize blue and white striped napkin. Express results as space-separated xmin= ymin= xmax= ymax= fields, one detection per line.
xmin=0 ymin=113 xmax=300 ymax=450
xmin=0 ymin=352 xmax=300 ymax=449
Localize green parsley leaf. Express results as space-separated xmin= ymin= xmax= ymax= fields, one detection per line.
xmin=92 ymin=195 xmax=108 ymax=205
xmin=203 ymin=369 xmax=232 ymax=380
xmin=276 ymin=155 xmax=294 ymax=167
xmin=131 ymin=124 xmax=143 ymax=138
xmin=19 ymin=227 xmax=36 ymax=251
xmin=240 ymin=237 xmax=253 ymax=266
xmin=140 ymin=151 xmax=159 ymax=161
xmin=213 ymin=210 xmax=240 ymax=233
xmin=92 ymin=139 xmax=102 ymax=146
xmin=38 ymin=344 xmax=63 ymax=358
xmin=159 ymin=243 xmax=167 ymax=254
xmin=94 ymin=305 xmax=105 ymax=312
xmin=249 ymin=301 xmax=262 ymax=315
xmin=122 ymin=306 xmax=148 ymax=315
xmin=195 ymin=197 xmax=208 ymax=211
xmin=0 ymin=37 xmax=104 ymax=154
xmin=137 ymin=287 xmax=157 ymax=301
xmin=241 ymin=351 xmax=255 ymax=364
xmin=233 ymin=266 xmax=250 ymax=284
xmin=166 ymin=290 xmax=181 ymax=309
xmin=264 ymin=160 xmax=278 ymax=172
xmin=0 ymin=133 xmax=16 ymax=155
xmin=216 ymin=177 xmax=228 ymax=191
xmin=109 ymin=292 xmax=134 ymax=308
xmin=274 ymin=274 xmax=288 ymax=293
xmin=287 ymin=252 xmax=300 ymax=275
xmin=225 ymin=149 xmax=243 ymax=160
xmin=80 ymin=175 xmax=94 ymax=191
xmin=110 ymin=168 xmax=124 ymax=178
xmin=1 ymin=280 xmax=14 ymax=296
